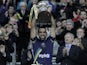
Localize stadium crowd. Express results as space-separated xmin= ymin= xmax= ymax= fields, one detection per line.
xmin=0 ymin=0 xmax=87 ymax=65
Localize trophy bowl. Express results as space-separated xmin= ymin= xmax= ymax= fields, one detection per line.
xmin=36 ymin=11 xmax=51 ymax=27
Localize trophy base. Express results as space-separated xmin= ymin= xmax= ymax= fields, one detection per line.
xmin=36 ymin=23 xmax=51 ymax=27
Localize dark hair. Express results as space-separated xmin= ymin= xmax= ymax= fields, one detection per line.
xmin=0 ymin=0 xmax=3 ymax=5
xmin=38 ymin=27 xmax=46 ymax=33
xmin=8 ymin=4 xmax=15 ymax=9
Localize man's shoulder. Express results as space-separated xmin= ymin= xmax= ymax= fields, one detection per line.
xmin=71 ymin=45 xmax=81 ymax=50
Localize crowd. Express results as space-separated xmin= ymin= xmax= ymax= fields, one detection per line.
xmin=0 ymin=0 xmax=87 ymax=65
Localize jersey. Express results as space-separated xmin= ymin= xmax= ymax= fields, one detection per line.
xmin=32 ymin=36 xmax=54 ymax=65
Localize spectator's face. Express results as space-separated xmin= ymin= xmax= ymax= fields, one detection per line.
xmin=80 ymin=11 xmax=87 ymax=20
xmin=38 ymin=28 xmax=47 ymax=40
xmin=77 ymin=28 xmax=85 ymax=38
xmin=66 ymin=23 xmax=73 ymax=30
xmin=0 ymin=44 xmax=5 ymax=49
xmin=9 ymin=20 xmax=18 ymax=29
xmin=12 ymin=23 xmax=18 ymax=29
xmin=82 ymin=19 xmax=87 ymax=28
xmin=8 ymin=6 xmax=14 ymax=14
xmin=20 ymin=5 xmax=26 ymax=10
xmin=64 ymin=33 xmax=74 ymax=44
xmin=6 ymin=24 xmax=13 ymax=34
xmin=62 ymin=20 xmax=67 ymax=27
xmin=56 ymin=21 xmax=62 ymax=27
xmin=32 ymin=0 xmax=38 ymax=4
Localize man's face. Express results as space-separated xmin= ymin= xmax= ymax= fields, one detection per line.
xmin=77 ymin=29 xmax=85 ymax=38
xmin=57 ymin=21 xmax=62 ymax=27
xmin=9 ymin=20 xmax=18 ymax=29
xmin=20 ymin=5 xmax=26 ymax=10
xmin=62 ymin=20 xmax=66 ymax=27
xmin=9 ymin=6 xmax=14 ymax=14
xmin=80 ymin=11 xmax=87 ymax=20
xmin=6 ymin=24 xmax=13 ymax=33
xmin=66 ymin=23 xmax=73 ymax=30
xmin=38 ymin=28 xmax=47 ymax=40
xmin=83 ymin=19 xmax=87 ymax=28
xmin=65 ymin=33 xmax=74 ymax=44
xmin=32 ymin=0 xmax=38 ymax=4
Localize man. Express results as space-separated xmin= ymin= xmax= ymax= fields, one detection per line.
xmin=16 ymin=1 xmax=30 ymax=61
xmin=0 ymin=39 xmax=12 ymax=65
xmin=21 ymin=49 xmax=33 ymax=65
xmin=76 ymin=28 xmax=87 ymax=65
xmin=74 ymin=10 xmax=87 ymax=29
xmin=4 ymin=5 xmax=15 ymax=25
xmin=56 ymin=19 xmax=76 ymax=46
xmin=30 ymin=16 xmax=55 ymax=65
xmin=0 ymin=27 xmax=14 ymax=53
xmin=56 ymin=33 xmax=81 ymax=65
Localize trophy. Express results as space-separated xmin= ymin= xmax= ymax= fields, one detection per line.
xmin=36 ymin=1 xmax=52 ymax=27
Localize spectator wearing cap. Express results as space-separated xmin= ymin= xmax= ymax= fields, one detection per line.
xmin=56 ymin=19 xmax=76 ymax=46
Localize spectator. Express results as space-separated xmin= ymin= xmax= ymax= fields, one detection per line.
xmin=48 ymin=0 xmax=57 ymax=19
xmin=56 ymin=33 xmax=81 ymax=65
xmin=0 ymin=27 xmax=14 ymax=53
xmin=0 ymin=37 xmax=12 ymax=65
xmin=21 ymin=49 xmax=33 ymax=65
xmin=74 ymin=10 xmax=87 ymax=30
xmin=4 ymin=5 xmax=15 ymax=25
xmin=5 ymin=17 xmax=19 ymax=42
xmin=64 ymin=1 xmax=77 ymax=19
xmin=72 ymin=8 xmax=80 ymax=22
xmin=81 ymin=18 xmax=87 ymax=38
xmin=0 ymin=0 xmax=7 ymax=26
xmin=56 ymin=19 xmax=76 ymax=46
xmin=16 ymin=1 xmax=30 ymax=61
xmin=75 ymin=28 xmax=87 ymax=65
xmin=55 ymin=20 xmax=65 ymax=46
xmin=61 ymin=19 xmax=67 ymax=29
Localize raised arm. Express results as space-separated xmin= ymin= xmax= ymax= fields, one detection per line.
xmin=30 ymin=18 xmax=36 ymax=39
xmin=50 ymin=16 xmax=56 ymax=38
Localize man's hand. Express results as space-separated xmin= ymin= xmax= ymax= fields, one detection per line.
xmin=72 ymin=38 xmax=80 ymax=46
xmin=4 ymin=34 xmax=9 ymax=40
xmin=27 ymin=51 xmax=32 ymax=60
xmin=0 ymin=45 xmax=6 ymax=54
xmin=62 ymin=47 xmax=67 ymax=57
